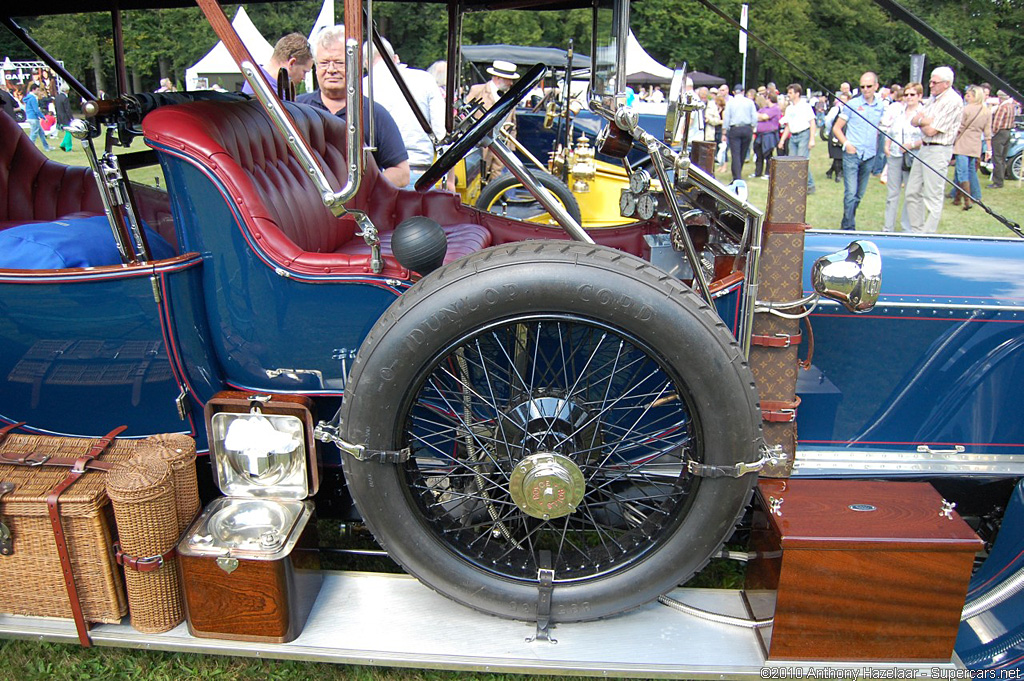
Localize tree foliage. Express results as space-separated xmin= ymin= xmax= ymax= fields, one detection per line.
xmin=5 ymin=0 xmax=1021 ymax=96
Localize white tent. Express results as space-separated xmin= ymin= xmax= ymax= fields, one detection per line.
xmin=185 ymin=7 xmax=273 ymax=92
xmin=625 ymin=31 xmax=673 ymax=84
xmin=304 ymin=0 xmax=335 ymax=93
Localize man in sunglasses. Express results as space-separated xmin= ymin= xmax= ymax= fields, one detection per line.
xmin=832 ymin=72 xmax=885 ymax=230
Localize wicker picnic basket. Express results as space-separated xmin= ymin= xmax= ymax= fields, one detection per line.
xmin=0 ymin=429 xmax=144 ymax=626
xmin=106 ymin=457 xmax=184 ymax=633
xmin=144 ymin=433 xmax=199 ymax=534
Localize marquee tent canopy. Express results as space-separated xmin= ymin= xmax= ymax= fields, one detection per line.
xmin=624 ymin=31 xmax=672 ymax=84
xmin=688 ymin=70 xmax=726 ymax=87
xmin=185 ymin=6 xmax=273 ymax=91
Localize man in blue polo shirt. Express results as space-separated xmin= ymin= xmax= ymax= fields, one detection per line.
xmin=832 ymin=72 xmax=885 ymax=230
xmin=297 ymin=25 xmax=410 ymax=187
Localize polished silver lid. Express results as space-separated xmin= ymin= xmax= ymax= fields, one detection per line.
xmin=178 ymin=497 xmax=312 ymax=560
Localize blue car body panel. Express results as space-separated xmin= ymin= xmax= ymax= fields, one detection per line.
xmin=799 ymin=231 xmax=1024 ymax=457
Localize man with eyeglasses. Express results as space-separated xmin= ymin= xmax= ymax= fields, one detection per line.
xmin=904 ymin=66 xmax=964 ymax=233
xmin=297 ymin=25 xmax=411 ymax=188
xmin=832 ymin=72 xmax=885 ymax=230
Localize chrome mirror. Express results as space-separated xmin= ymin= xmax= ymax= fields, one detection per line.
xmin=664 ymin=65 xmax=686 ymax=144
xmin=811 ymin=240 xmax=882 ymax=313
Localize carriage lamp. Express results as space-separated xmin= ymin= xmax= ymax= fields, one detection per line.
xmin=756 ymin=240 xmax=882 ymax=317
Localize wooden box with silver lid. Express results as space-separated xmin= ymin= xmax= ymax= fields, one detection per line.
xmin=178 ymin=392 xmax=322 ymax=643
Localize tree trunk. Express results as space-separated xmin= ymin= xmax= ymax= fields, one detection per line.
xmin=91 ymin=45 xmax=107 ymax=97
xmin=131 ymin=68 xmax=142 ymax=94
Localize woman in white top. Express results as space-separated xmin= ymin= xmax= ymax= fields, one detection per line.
xmin=882 ymin=81 xmax=924 ymax=232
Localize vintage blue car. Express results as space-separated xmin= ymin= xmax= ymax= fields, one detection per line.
xmin=1 ymin=0 xmax=1023 ymax=673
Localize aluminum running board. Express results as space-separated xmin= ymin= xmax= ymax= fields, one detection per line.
xmin=0 ymin=571 xmax=963 ymax=678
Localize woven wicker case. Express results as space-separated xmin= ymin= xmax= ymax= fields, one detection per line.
xmin=0 ymin=433 xmax=147 ymax=623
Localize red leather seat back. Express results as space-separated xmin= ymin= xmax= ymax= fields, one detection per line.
xmin=0 ymin=111 xmax=103 ymax=228
xmin=143 ymin=99 xmax=492 ymax=274
xmin=144 ymin=100 xmax=356 ymax=258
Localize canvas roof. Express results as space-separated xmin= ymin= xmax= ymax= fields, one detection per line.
xmin=624 ymin=31 xmax=672 ymax=84
xmin=185 ymin=6 xmax=273 ymax=90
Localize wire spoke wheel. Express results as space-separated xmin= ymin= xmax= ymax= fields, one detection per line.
xmin=340 ymin=242 xmax=760 ymax=622
xmin=402 ymin=314 xmax=698 ymax=582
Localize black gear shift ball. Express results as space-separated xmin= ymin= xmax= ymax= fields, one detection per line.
xmin=391 ymin=216 xmax=448 ymax=275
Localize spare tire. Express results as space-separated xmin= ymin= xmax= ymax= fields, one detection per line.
xmin=339 ymin=241 xmax=762 ymax=622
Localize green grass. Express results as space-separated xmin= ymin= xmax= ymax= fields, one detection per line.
xmin=736 ymin=143 xmax=1022 ymax=238
xmin=0 ymin=639 xmax=581 ymax=681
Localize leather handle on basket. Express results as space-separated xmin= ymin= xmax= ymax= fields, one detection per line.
xmin=42 ymin=425 xmax=127 ymax=647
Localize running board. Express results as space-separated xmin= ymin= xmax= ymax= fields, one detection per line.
xmin=0 ymin=571 xmax=964 ymax=678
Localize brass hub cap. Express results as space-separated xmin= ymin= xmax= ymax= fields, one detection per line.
xmin=509 ymin=452 xmax=585 ymax=520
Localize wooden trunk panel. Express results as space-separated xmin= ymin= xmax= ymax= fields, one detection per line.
xmin=769 ymin=547 xmax=975 ymax=660
xmin=180 ymin=554 xmax=295 ymax=642
xmin=746 ymin=480 xmax=982 ymax=662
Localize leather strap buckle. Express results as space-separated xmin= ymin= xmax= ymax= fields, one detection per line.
xmin=114 ymin=542 xmax=176 ymax=572
xmin=22 ymin=453 xmax=50 ymax=467
xmin=751 ymin=332 xmax=802 ymax=348
xmin=761 ymin=397 xmax=802 ymax=423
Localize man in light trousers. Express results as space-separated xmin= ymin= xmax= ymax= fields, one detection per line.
xmin=904 ymin=66 xmax=964 ymax=233
xmin=779 ymin=83 xmax=817 ymax=193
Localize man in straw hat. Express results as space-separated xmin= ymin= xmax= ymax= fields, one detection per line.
xmin=466 ymin=59 xmax=521 ymax=180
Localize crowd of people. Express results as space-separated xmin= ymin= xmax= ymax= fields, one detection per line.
xmin=694 ymin=70 xmax=1020 ymax=232
xmin=5 ymin=35 xmax=1020 ymax=234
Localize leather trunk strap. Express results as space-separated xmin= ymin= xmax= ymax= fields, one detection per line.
xmin=762 ymin=397 xmax=802 ymax=423
xmin=0 ymin=451 xmax=116 ymax=472
xmin=751 ymin=331 xmax=802 ymax=348
xmin=799 ymin=313 xmax=816 ymax=370
xmin=43 ymin=425 xmax=127 ymax=647
xmin=0 ymin=422 xmax=27 ymax=444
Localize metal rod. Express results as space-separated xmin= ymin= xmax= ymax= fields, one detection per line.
xmin=67 ymin=120 xmax=137 ymax=265
xmin=110 ymin=6 xmax=128 ymax=97
xmin=645 ymin=142 xmax=714 ymax=305
xmin=369 ymin=23 xmax=434 ymax=141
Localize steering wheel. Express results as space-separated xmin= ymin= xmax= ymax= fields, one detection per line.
xmin=415 ymin=63 xmax=546 ymax=192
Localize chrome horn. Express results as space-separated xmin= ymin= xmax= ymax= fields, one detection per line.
xmin=755 ymin=240 xmax=881 ymax=318
xmin=811 ymin=240 xmax=882 ymax=313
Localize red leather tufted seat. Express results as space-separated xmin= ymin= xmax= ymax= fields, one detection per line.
xmin=0 ymin=111 xmax=103 ymax=231
xmin=0 ymin=110 xmax=177 ymax=252
xmin=142 ymin=99 xmax=491 ymax=277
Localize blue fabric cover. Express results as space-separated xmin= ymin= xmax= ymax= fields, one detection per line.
xmin=0 ymin=215 xmax=175 ymax=269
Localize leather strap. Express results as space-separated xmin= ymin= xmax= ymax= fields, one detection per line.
xmin=0 ymin=451 xmax=116 ymax=472
xmin=43 ymin=425 xmax=127 ymax=647
xmin=799 ymin=313 xmax=815 ymax=371
xmin=114 ymin=542 xmax=177 ymax=573
xmin=762 ymin=397 xmax=801 ymax=423
xmin=751 ymin=331 xmax=802 ymax=348
xmin=763 ymin=222 xmax=810 ymax=234
xmin=0 ymin=422 xmax=26 ymax=445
